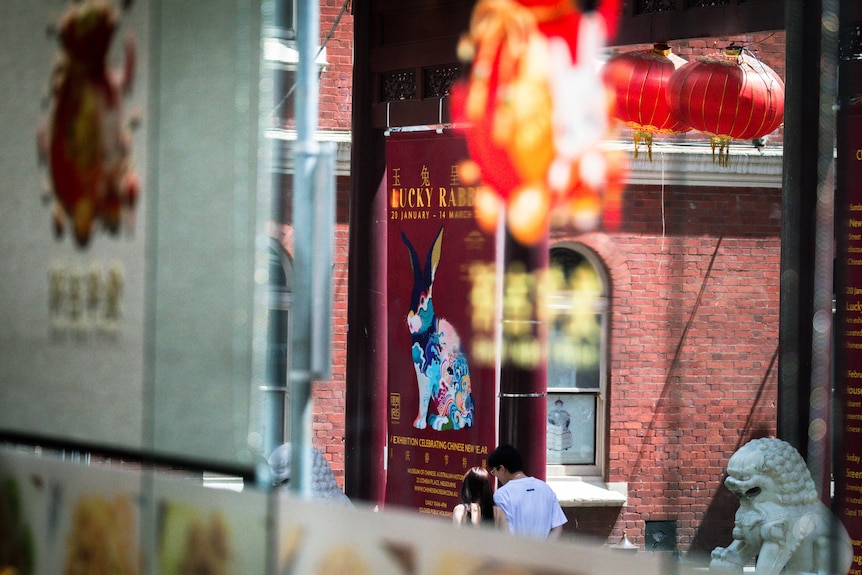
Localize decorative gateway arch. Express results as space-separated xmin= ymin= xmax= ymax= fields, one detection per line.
xmin=346 ymin=0 xmax=862 ymax=562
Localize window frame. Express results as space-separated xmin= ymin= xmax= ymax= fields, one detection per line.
xmin=270 ymin=0 xmax=297 ymax=41
xmin=545 ymin=243 xmax=609 ymax=480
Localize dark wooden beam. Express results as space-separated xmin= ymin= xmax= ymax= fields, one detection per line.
xmin=612 ymin=0 xmax=785 ymax=47
xmin=778 ymin=0 xmax=820 ymax=457
xmin=346 ymin=0 xmax=388 ymax=502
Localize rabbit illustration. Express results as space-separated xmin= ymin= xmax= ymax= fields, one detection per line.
xmin=402 ymin=226 xmax=474 ymax=431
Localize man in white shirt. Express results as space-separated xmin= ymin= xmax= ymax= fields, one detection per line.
xmin=488 ymin=444 xmax=567 ymax=540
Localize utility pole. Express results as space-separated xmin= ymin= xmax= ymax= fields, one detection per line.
xmin=289 ymin=0 xmax=334 ymax=497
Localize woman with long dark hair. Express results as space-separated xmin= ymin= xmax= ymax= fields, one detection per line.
xmin=452 ymin=467 xmax=508 ymax=529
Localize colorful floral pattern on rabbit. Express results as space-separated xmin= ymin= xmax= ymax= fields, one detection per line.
xmin=402 ymin=227 xmax=474 ymax=431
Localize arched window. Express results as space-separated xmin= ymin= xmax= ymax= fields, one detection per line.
xmin=546 ymin=245 xmax=608 ymax=478
xmin=263 ymin=239 xmax=294 ymax=455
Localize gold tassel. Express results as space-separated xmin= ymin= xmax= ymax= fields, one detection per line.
xmin=710 ymin=136 xmax=730 ymax=168
xmin=633 ymin=131 xmax=654 ymax=161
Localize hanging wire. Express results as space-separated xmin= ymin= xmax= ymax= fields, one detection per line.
xmin=724 ymin=33 xmax=781 ymax=81
xmin=740 ymin=44 xmax=782 ymax=95
xmin=738 ymin=31 xmax=778 ymax=49
xmin=271 ymin=0 xmax=352 ymax=119
xmin=720 ymin=31 xmax=778 ymax=54
xmin=657 ymin=151 xmax=667 ymax=276
xmin=660 ymin=151 xmax=666 ymax=241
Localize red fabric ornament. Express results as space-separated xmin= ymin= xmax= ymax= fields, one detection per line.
xmin=667 ymin=47 xmax=785 ymax=165
xmin=39 ymin=0 xmax=139 ymax=247
xmin=450 ymin=0 xmax=625 ymax=245
xmin=602 ymin=44 xmax=691 ymax=160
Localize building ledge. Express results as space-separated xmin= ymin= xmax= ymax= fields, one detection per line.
xmin=264 ymin=130 xmax=789 ymax=186
xmin=547 ymin=477 xmax=627 ymax=507
xmin=603 ymin=140 xmax=785 ymax=189
xmin=265 ymin=129 xmax=352 ymax=175
xmin=263 ymin=38 xmax=327 ymax=69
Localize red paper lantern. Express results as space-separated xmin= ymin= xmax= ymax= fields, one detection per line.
xmin=667 ymin=47 xmax=785 ymax=165
xmin=602 ymin=44 xmax=691 ymax=160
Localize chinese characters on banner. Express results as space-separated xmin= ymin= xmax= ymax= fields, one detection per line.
xmin=837 ymin=108 xmax=862 ymax=571
xmin=385 ymin=132 xmax=497 ymax=515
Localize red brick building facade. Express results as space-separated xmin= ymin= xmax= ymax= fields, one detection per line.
xmin=301 ymin=1 xmax=789 ymax=556
xmin=554 ymin=180 xmax=781 ymax=554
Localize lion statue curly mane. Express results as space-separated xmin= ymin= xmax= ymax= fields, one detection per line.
xmin=710 ymin=438 xmax=852 ymax=575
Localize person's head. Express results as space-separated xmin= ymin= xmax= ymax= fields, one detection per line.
xmin=461 ymin=466 xmax=495 ymax=522
xmin=487 ymin=444 xmax=524 ymax=486
xmin=487 ymin=444 xmax=524 ymax=473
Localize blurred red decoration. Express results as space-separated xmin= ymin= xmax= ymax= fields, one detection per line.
xmin=450 ymin=0 xmax=626 ymax=246
xmin=602 ymin=43 xmax=691 ymax=160
xmin=667 ymin=46 xmax=785 ymax=166
xmin=38 ymin=0 xmax=139 ymax=248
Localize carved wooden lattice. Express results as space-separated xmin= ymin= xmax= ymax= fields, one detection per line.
xmin=424 ymin=65 xmax=460 ymax=98
xmin=382 ymin=70 xmax=416 ymax=102
xmin=636 ymin=0 xmax=676 ymax=14
xmin=685 ymin=0 xmax=730 ymax=7
xmin=840 ymin=23 xmax=862 ymax=60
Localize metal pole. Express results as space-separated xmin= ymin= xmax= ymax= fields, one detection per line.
xmin=289 ymin=0 xmax=320 ymax=497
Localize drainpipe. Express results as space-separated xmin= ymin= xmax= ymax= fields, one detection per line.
xmin=289 ymin=0 xmax=322 ymax=498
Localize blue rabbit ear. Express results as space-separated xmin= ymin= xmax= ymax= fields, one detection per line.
xmin=402 ymin=231 xmax=424 ymax=286
xmin=427 ymin=226 xmax=444 ymax=284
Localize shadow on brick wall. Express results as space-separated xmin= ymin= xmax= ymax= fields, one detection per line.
xmin=687 ymin=424 xmax=774 ymax=562
xmin=686 ymin=481 xmax=738 ymax=562
xmin=561 ymin=506 xmax=623 ymax=542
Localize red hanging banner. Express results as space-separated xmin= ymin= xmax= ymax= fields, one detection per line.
xmin=836 ymin=104 xmax=862 ymax=572
xmin=384 ymin=131 xmax=497 ymax=516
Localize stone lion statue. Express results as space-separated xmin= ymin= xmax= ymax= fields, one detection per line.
xmin=268 ymin=443 xmax=352 ymax=506
xmin=710 ymin=438 xmax=852 ymax=575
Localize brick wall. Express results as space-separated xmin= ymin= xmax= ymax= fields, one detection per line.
xmin=318 ymin=0 xmax=353 ymax=132
xmin=309 ymin=173 xmax=351 ymax=484
xmin=311 ymin=176 xmax=350 ymax=483
xmin=551 ymin=184 xmax=781 ymax=554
